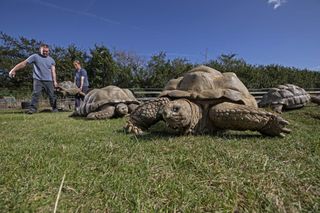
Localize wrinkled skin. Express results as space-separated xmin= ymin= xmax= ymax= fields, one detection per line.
xmin=125 ymin=97 xmax=291 ymax=137
xmin=162 ymin=99 xmax=195 ymax=133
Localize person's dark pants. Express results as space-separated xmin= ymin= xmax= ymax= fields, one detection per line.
xmin=75 ymin=86 xmax=89 ymax=108
xmin=30 ymin=79 xmax=57 ymax=111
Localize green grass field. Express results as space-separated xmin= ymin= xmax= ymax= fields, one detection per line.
xmin=1 ymin=105 xmax=319 ymax=212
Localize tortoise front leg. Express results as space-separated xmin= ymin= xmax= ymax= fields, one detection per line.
xmin=209 ymin=102 xmax=291 ymax=137
xmin=271 ymin=104 xmax=284 ymax=113
xmin=125 ymin=97 xmax=170 ymax=135
xmin=87 ymin=105 xmax=115 ymax=120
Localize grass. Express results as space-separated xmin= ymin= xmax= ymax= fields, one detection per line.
xmin=0 ymin=105 xmax=319 ymax=212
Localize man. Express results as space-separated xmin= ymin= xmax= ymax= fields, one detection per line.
xmin=73 ymin=60 xmax=89 ymax=111
xmin=9 ymin=43 xmax=58 ymax=114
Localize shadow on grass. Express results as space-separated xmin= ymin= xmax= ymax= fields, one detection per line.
xmin=115 ymin=128 xmax=176 ymax=142
xmin=0 ymin=110 xmax=25 ymax=114
xmin=117 ymin=127 xmax=268 ymax=142
xmin=38 ymin=109 xmax=71 ymax=113
xmin=213 ymin=131 xmax=266 ymax=140
xmin=68 ymin=116 xmax=122 ymax=121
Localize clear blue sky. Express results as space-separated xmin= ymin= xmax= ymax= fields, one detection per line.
xmin=1 ymin=0 xmax=319 ymax=70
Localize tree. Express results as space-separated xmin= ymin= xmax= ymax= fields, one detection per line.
xmin=87 ymin=45 xmax=117 ymax=88
xmin=113 ymin=49 xmax=145 ymax=88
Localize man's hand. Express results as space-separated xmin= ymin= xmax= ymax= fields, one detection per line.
xmin=9 ymin=70 xmax=16 ymax=78
xmin=54 ymin=81 xmax=58 ymax=88
xmin=9 ymin=60 xmax=27 ymax=78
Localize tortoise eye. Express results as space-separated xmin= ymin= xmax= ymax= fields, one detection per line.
xmin=173 ymin=106 xmax=180 ymax=112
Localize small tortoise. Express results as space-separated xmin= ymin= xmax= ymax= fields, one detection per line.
xmin=70 ymin=85 xmax=140 ymax=119
xmin=258 ymin=84 xmax=310 ymax=113
xmin=56 ymin=81 xmax=85 ymax=97
xmin=125 ymin=65 xmax=291 ymax=137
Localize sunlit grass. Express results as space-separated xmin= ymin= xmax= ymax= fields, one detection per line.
xmin=0 ymin=104 xmax=319 ymax=212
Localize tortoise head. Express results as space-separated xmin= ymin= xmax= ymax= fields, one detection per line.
xmin=116 ymin=103 xmax=129 ymax=117
xmin=162 ymin=99 xmax=200 ymax=133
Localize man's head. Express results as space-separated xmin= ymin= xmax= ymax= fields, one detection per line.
xmin=73 ymin=60 xmax=82 ymax=70
xmin=39 ymin=44 xmax=50 ymax=57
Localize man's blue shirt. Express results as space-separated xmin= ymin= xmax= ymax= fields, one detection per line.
xmin=26 ymin=54 xmax=55 ymax=81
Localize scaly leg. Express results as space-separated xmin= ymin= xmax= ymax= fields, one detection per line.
xmin=125 ymin=97 xmax=170 ymax=135
xmin=209 ymin=102 xmax=291 ymax=137
xmin=87 ymin=105 xmax=115 ymax=120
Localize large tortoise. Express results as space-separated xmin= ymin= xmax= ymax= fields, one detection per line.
xmin=70 ymin=85 xmax=140 ymax=119
xmin=56 ymin=81 xmax=85 ymax=97
xmin=125 ymin=65 xmax=291 ymax=137
xmin=258 ymin=84 xmax=311 ymax=113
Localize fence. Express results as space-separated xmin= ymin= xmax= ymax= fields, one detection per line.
xmin=130 ymin=88 xmax=320 ymax=102
xmin=0 ymin=96 xmax=75 ymax=110
xmin=1 ymin=88 xmax=320 ymax=109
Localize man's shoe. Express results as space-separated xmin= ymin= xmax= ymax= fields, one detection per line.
xmin=52 ymin=108 xmax=59 ymax=113
xmin=25 ymin=109 xmax=36 ymax=114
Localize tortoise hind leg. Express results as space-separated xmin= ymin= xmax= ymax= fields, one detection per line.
xmin=209 ymin=102 xmax=291 ymax=137
xmin=87 ymin=105 xmax=115 ymax=120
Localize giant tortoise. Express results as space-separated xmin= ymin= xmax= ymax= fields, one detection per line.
xmin=70 ymin=85 xmax=140 ymax=119
xmin=125 ymin=65 xmax=291 ymax=137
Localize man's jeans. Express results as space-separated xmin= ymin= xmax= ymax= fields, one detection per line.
xmin=30 ymin=79 xmax=57 ymax=111
xmin=75 ymin=86 xmax=89 ymax=108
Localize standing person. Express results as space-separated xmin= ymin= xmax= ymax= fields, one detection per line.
xmin=73 ymin=60 xmax=89 ymax=111
xmin=9 ymin=43 xmax=58 ymax=114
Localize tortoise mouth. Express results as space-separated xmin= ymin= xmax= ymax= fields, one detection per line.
xmin=164 ymin=115 xmax=185 ymax=130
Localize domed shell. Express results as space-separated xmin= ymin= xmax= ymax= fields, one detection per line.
xmin=79 ymin=86 xmax=139 ymax=115
xmin=58 ymin=81 xmax=78 ymax=90
xmin=56 ymin=81 xmax=84 ymax=96
xmin=84 ymin=85 xmax=139 ymax=105
xmin=259 ymin=84 xmax=310 ymax=109
xmin=160 ymin=65 xmax=257 ymax=107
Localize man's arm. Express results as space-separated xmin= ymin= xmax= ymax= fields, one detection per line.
xmin=9 ymin=60 xmax=28 ymax=77
xmin=51 ymin=65 xmax=58 ymax=87
xmin=80 ymin=76 xmax=85 ymax=90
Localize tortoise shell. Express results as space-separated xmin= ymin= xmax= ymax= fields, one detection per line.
xmin=160 ymin=65 xmax=257 ymax=107
xmin=259 ymin=84 xmax=310 ymax=109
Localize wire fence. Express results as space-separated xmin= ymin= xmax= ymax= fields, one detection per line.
xmin=1 ymin=88 xmax=320 ymax=110
xmin=130 ymin=88 xmax=320 ymax=102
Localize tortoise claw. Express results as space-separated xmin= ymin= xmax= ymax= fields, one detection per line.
xmin=279 ymin=119 xmax=289 ymax=126
xmin=125 ymin=121 xmax=144 ymax=135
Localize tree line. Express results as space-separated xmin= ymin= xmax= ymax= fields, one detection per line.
xmin=1 ymin=32 xmax=320 ymax=97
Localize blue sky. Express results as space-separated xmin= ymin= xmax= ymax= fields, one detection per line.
xmin=0 ymin=0 xmax=319 ymax=70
